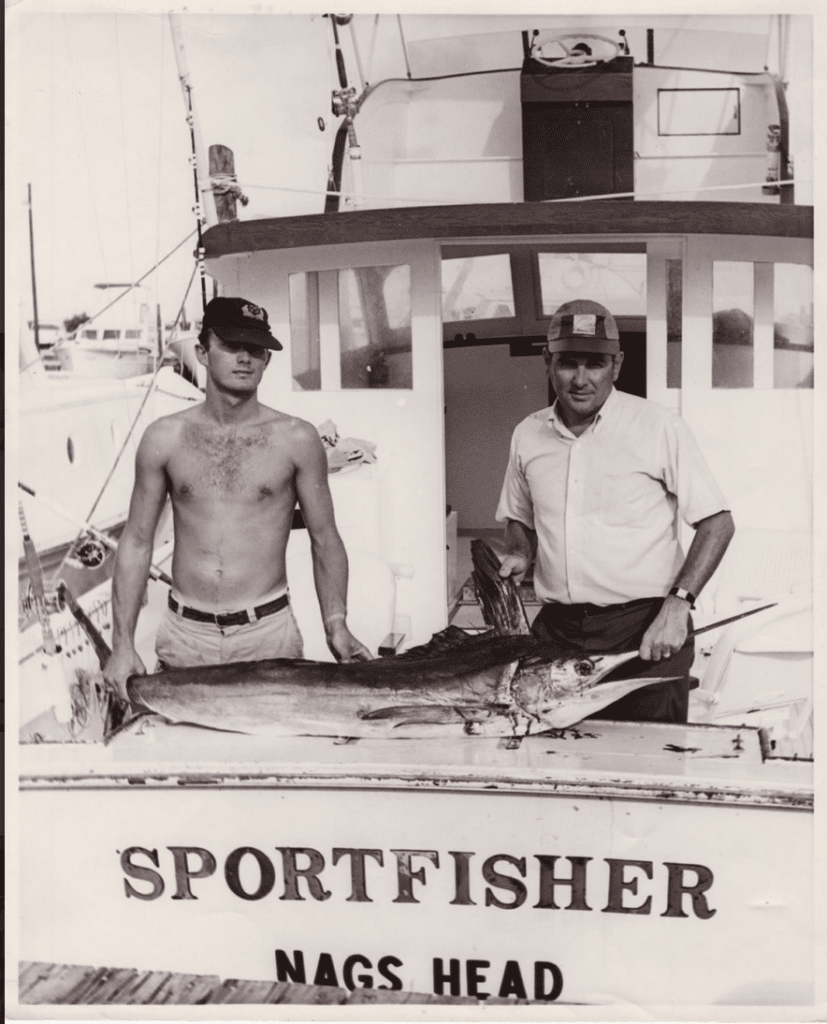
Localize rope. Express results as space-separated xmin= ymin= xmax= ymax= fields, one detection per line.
xmin=211 ymin=172 xmax=249 ymax=206
xmin=241 ymin=177 xmax=804 ymax=207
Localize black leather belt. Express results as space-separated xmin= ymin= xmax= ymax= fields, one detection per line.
xmin=168 ymin=592 xmax=289 ymax=627
xmin=547 ymin=597 xmax=658 ymax=617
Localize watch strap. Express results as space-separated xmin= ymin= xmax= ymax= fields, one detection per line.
xmin=669 ymin=586 xmax=696 ymax=608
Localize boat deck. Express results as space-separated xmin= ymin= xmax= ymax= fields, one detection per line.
xmin=19 ymin=718 xmax=811 ymax=810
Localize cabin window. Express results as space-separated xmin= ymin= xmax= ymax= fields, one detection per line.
xmin=124 ymin=329 xmax=142 ymax=340
xmin=666 ymin=259 xmax=682 ymax=389
xmin=103 ymin=329 xmax=121 ymax=340
xmin=441 ymin=255 xmax=515 ymax=321
xmin=537 ymin=253 xmax=647 ymax=317
xmin=289 ymin=272 xmax=321 ymax=390
xmin=657 ymin=88 xmax=740 ymax=136
xmin=289 ymin=265 xmax=412 ymax=391
xmin=81 ymin=329 xmax=97 ymax=340
xmin=339 ymin=266 xmax=412 ymax=389
xmin=774 ymin=264 xmax=813 ymax=389
xmin=712 ymin=261 xmax=753 ymax=388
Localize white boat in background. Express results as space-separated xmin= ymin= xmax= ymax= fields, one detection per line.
xmin=14 ymin=14 xmax=815 ymax=1010
xmin=53 ymin=285 xmax=159 ymax=379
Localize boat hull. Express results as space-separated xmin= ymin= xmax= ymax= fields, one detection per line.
xmin=17 ymin=722 xmax=812 ymax=1006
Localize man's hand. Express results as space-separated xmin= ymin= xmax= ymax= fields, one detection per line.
xmin=326 ymin=621 xmax=374 ymax=663
xmin=498 ymin=552 xmax=531 ymax=585
xmin=639 ymin=596 xmax=691 ymax=661
xmin=103 ymin=648 xmax=147 ymax=702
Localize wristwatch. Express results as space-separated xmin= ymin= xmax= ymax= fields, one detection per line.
xmin=668 ymin=586 xmax=696 ymax=609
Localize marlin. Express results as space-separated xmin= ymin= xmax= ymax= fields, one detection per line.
xmin=127 ymin=631 xmax=659 ymax=738
xmin=76 ymin=539 xmax=773 ymax=741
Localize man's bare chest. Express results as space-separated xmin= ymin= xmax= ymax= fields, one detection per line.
xmin=169 ymin=423 xmax=294 ymax=501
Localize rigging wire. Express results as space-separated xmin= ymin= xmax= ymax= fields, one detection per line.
xmin=347 ymin=17 xmax=367 ymax=91
xmin=154 ymin=14 xmax=166 ymax=356
xmin=240 ymin=177 xmax=803 ymax=207
xmin=396 ymin=15 xmax=412 ymax=79
xmin=62 ymin=13 xmax=110 ymax=293
xmin=50 ymin=264 xmax=200 ymax=589
xmin=113 ymin=15 xmax=137 ymax=303
xmin=82 ymin=230 xmax=197 ymax=326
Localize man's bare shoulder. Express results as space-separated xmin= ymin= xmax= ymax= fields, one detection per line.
xmin=139 ymin=406 xmax=203 ymax=450
xmin=258 ymin=407 xmax=321 ymax=443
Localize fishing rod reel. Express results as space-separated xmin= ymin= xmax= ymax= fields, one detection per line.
xmin=65 ymin=534 xmax=110 ymax=570
xmin=331 ymin=85 xmax=358 ymax=119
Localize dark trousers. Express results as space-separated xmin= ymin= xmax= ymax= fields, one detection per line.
xmin=531 ymin=598 xmax=696 ymax=724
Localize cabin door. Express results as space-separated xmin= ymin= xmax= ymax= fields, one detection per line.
xmin=223 ymin=239 xmax=446 ymax=649
xmin=676 ymin=235 xmax=813 ymax=535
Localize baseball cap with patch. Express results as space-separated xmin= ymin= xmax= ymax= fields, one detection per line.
xmin=546 ymin=299 xmax=619 ymax=355
xmin=202 ymin=296 xmax=282 ymax=350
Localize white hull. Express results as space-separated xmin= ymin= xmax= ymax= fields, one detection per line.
xmin=17 ymin=722 xmax=812 ymax=1006
xmin=56 ymin=345 xmax=155 ymax=380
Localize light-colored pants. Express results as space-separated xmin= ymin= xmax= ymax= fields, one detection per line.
xmin=155 ymin=602 xmax=304 ymax=670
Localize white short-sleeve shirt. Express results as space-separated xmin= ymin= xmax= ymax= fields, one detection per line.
xmin=496 ymin=388 xmax=729 ymax=606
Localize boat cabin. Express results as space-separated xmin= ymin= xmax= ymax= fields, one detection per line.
xmin=202 ymin=201 xmax=813 ymax=648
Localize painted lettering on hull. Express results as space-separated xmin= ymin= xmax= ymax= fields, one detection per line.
xmin=119 ymin=844 xmax=716 ymax=919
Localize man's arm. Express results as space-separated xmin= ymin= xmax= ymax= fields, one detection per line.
xmin=293 ymin=424 xmax=372 ymax=662
xmin=102 ymin=423 xmax=171 ymax=697
xmin=498 ymin=518 xmax=537 ymax=584
xmin=640 ymin=510 xmax=735 ymax=661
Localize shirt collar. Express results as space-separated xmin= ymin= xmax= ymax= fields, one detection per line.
xmin=548 ymin=386 xmax=618 ymax=439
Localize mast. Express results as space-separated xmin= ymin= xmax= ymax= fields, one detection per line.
xmin=27 ymin=183 xmax=41 ymax=352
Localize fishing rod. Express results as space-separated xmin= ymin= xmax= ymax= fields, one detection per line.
xmin=688 ymin=603 xmax=777 ymax=638
xmin=185 ymin=83 xmax=208 ymax=314
xmin=18 ymin=500 xmax=59 ymax=655
xmin=326 ymin=13 xmax=364 ymax=212
xmin=19 ymin=481 xmax=173 ymax=586
xmin=169 ymin=12 xmax=215 ymax=314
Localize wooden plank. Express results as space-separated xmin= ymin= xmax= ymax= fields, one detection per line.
xmin=203 ymin=202 xmax=813 ymax=259
xmin=67 ymin=967 xmax=138 ymax=1004
xmin=114 ymin=971 xmax=174 ymax=1004
xmin=153 ymin=972 xmax=223 ymax=1005
xmin=19 ymin=963 xmax=100 ymax=1004
xmin=204 ymin=978 xmax=281 ymax=1004
xmin=17 ymin=961 xmax=53 ymax=998
xmin=271 ymin=982 xmax=349 ymax=1004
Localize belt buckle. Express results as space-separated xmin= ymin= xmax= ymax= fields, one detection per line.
xmin=216 ymin=610 xmax=249 ymax=628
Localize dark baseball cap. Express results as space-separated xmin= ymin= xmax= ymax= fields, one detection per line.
xmin=202 ymin=297 xmax=282 ymax=350
xmin=546 ymin=299 xmax=620 ymax=355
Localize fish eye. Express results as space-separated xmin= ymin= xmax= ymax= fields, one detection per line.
xmin=574 ymin=659 xmax=594 ymax=676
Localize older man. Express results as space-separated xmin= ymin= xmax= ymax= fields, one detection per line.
xmin=103 ymin=296 xmax=371 ymax=700
xmin=496 ymin=299 xmax=734 ymax=723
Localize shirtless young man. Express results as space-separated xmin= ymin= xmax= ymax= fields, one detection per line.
xmin=103 ymin=296 xmax=371 ymax=700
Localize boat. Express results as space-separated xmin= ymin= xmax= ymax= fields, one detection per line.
xmin=13 ymin=13 xmax=814 ymax=1011
xmin=53 ymin=285 xmax=159 ymax=380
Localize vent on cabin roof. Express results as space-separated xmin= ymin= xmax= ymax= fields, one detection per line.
xmin=521 ymin=44 xmax=634 ymax=202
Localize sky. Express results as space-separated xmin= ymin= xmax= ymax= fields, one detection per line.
xmin=7 ymin=6 xmax=336 ymax=330
xmin=5 ymin=3 xmax=817 ymax=336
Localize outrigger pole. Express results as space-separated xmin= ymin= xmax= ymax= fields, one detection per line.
xmin=169 ymin=12 xmax=216 ymax=313
xmin=27 ymin=184 xmax=41 ymax=353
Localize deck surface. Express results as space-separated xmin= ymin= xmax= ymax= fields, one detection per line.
xmin=17 ymin=960 xmax=554 ymax=1006
xmin=18 ymin=718 xmax=811 ymax=808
